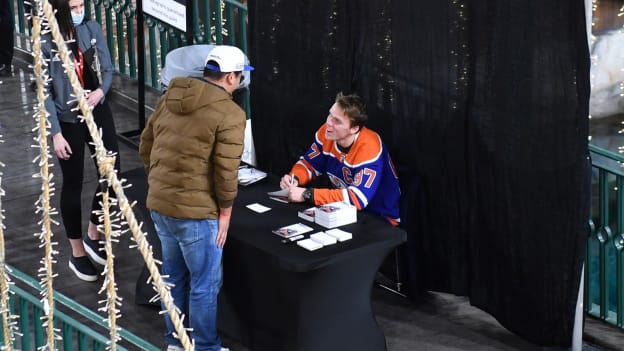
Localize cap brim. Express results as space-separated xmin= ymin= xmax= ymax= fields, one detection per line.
xmin=243 ymin=65 xmax=255 ymax=71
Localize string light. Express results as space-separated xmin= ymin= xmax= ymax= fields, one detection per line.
xmin=0 ymin=132 xmax=20 ymax=350
xmin=23 ymin=0 xmax=197 ymax=349
xmin=30 ymin=0 xmax=63 ymax=348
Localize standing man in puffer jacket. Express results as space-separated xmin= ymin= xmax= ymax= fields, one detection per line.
xmin=139 ymin=45 xmax=253 ymax=351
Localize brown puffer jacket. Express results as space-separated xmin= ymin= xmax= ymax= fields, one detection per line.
xmin=139 ymin=77 xmax=246 ymax=219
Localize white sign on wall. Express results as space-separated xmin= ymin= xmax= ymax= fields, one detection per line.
xmin=143 ymin=0 xmax=186 ymax=32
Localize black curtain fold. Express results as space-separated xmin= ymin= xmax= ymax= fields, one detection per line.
xmin=466 ymin=0 xmax=590 ymax=344
xmin=248 ymin=0 xmax=589 ymax=346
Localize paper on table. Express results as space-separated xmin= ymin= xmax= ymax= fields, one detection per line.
xmin=246 ymin=203 xmax=271 ymax=213
xmin=267 ymin=188 xmax=290 ymax=203
xmin=238 ymin=166 xmax=267 ymax=186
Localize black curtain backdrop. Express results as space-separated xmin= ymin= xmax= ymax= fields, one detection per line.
xmin=248 ymin=0 xmax=590 ymax=347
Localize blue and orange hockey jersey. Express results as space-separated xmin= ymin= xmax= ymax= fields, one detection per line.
xmin=290 ymin=124 xmax=401 ymax=226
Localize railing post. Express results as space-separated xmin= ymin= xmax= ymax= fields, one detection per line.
xmin=14 ymin=0 xmax=26 ymax=35
xmin=62 ymin=321 xmax=73 ymax=350
xmin=78 ymin=331 xmax=88 ymax=351
xmin=19 ymin=297 xmax=30 ymax=351
xmin=204 ymin=0 xmax=212 ymax=43
xmin=137 ymin=0 xmax=147 ymax=131
xmin=586 ymin=218 xmax=595 ymax=314
xmin=104 ymin=0 xmax=115 ymax=64
xmin=92 ymin=0 xmax=103 ymax=26
xmin=115 ymin=1 xmax=126 ymax=75
xmin=33 ymin=306 xmax=44 ymax=349
xmin=598 ymin=169 xmax=611 ymax=320
xmin=214 ymin=0 xmax=223 ymax=43
xmin=186 ymin=0 xmax=195 ymax=44
xmin=238 ymin=3 xmax=248 ymax=53
xmin=192 ymin=0 xmax=201 ymax=43
xmin=617 ymin=176 xmax=624 ymax=326
xmin=126 ymin=6 xmax=137 ymax=79
xmin=226 ymin=3 xmax=234 ymax=45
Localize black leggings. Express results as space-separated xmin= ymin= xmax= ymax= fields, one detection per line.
xmin=58 ymin=101 xmax=120 ymax=240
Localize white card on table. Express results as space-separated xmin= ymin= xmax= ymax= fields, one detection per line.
xmin=246 ymin=203 xmax=271 ymax=213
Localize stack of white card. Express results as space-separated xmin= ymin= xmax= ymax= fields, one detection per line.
xmin=324 ymin=228 xmax=353 ymax=242
xmin=314 ymin=201 xmax=357 ymax=228
xmin=298 ymin=207 xmax=316 ymax=222
xmin=297 ymin=238 xmax=323 ymax=251
xmin=310 ymin=232 xmax=337 ymax=246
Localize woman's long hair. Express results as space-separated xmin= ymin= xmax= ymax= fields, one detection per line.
xmin=49 ymin=0 xmax=75 ymax=40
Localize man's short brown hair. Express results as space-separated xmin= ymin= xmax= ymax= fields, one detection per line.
xmin=335 ymin=92 xmax=368 ymax=130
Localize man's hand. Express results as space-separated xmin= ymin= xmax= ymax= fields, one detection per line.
xmin=288 ymin=186 xmax=306 ymax=203
xmin=217 ymin=208 xmax=233 ymax=248
xmin=279 ymin=174 xmax=298 ymax=189
xmin=216 ymin=217 xmax=229 ymax=248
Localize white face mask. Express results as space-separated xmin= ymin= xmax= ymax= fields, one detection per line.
xmin=72 ymin=11 xmax=84 ymax=26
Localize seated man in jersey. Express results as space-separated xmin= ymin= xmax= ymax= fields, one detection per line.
xmin=280 ymin=92 xmax=401 ymax=226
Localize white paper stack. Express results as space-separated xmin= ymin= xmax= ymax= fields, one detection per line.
xmin=298 ymin=207 xmax=316 ymax=222
xmin=310 ymin=232 xmax=337 ymax=246
xmin=314 ymin=201 xmax=357 ymax=228
xmin=297 ymin=238 xmax=323 ymax=251
xmin=325 ymin=228 xmax=353 ymax=242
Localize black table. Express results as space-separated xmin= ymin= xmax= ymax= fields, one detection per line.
xmin=218 ymin=178 xmax=407 ymax=351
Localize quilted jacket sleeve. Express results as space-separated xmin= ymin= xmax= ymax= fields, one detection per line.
xmin=212 ymin=106 xmax=246 ymax=208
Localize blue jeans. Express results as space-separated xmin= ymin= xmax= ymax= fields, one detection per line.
xmin=150 ymin=211 xmax=223 ymax=351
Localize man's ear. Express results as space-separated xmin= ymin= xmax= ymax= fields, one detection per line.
xmin=230 ymin=72 xmax=241 ymax=84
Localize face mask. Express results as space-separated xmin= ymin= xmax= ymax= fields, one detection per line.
xmin=72 ymin=11 xmax=84 ymax=26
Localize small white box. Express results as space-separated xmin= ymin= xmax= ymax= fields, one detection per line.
xmin=310 ymin=232 xmax=337 ymax=246
xmin=324 ymin=228 xmax=353 ymax=242
xmin=297 ymin=238 xmax=323 ymax=251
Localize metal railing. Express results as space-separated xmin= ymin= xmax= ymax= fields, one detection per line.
xmin=587 ymin=143 xmax=624 ymax=328
xmin=11 ymin=0 xmax=248 ymax=89
xmin=0 ymin=265 xmax=158 ymax=350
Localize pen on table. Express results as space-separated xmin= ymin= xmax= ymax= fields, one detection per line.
xmin=282 ymin=234 xmax=305 ymax=244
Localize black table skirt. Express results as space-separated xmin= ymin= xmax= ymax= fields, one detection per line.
xmin=218 ymin=177 xmax=406 ymax=351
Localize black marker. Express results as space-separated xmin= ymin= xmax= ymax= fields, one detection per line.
xmin=281 ymin=234 xmax=305 ymax=244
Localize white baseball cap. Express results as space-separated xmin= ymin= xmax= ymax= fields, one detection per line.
xmin=204 ymin=45 xmax=254 ymax=72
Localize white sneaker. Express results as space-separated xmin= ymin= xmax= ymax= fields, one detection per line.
xmin=220 ymin=348 xmax=231 ymax=351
